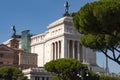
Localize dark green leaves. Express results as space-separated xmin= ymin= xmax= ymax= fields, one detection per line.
xmin=73 ymin=0 xmax=120 ymax=65
xmin=0 ymin=66 xmax=28 ymax=80
xmin=44 ymin=58 xmax=87 ymax=80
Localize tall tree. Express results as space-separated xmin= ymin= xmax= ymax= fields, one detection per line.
xmin=73 ymin=0 xmax=120 ymax=65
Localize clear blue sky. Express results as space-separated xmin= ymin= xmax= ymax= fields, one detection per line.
xmin=0 ymin=0 xmax=119 ymax=73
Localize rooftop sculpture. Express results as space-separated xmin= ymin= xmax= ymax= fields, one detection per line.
xmin=63 ymin=1 xmax=70 ymax=16
xmin=11 ymin=25 xmax=21 ymax=38
xmin=11 ymin=25 xmax=16 ymax=38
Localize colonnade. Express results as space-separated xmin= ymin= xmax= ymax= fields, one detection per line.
xmin=67 ymin=40 xmax=84 ymax=62
xmin=51 ymin=41 xmax=61 ymax=60
xmin=33 ymin=76 xmax=50 ymax=80
xmin=51 ymin=40 xmax=84 ymax=62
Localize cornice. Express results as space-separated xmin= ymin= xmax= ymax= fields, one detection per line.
xmin=47 ymin=17 xmax=73 ymax=29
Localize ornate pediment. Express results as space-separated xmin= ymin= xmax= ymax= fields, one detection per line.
xmin=0 ymin=44 xmax=15 ymax=52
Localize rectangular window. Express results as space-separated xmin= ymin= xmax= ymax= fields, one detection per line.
xmin=0 ymin=53 xmax=4 ymax=57
xmin=0 ymin=62 xmax=3 ymax=64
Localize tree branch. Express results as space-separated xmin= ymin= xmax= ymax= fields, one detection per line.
xmin=112 ymin=47 xmax=116 ymax=60
xmin=100 ymin=49 xmax=120 ymax=65
xmin=113 ymin=46 xmax=120 ymax=53
xmin=117 ymin=54 xmax=120 ymax=60
xmin=100 ymin=49 xmax=114 ymax=61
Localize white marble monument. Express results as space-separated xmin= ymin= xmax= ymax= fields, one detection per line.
xmin=30 ymin=16 xmax=105 ymax=74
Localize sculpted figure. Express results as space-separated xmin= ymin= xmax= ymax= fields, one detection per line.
xmin=63 ymin=1 xmax=70 ymax=16
xmin=11 ymin=25 xmax=16 ymax=38
xmin=64 ymin=1 xmax=69 ymax=14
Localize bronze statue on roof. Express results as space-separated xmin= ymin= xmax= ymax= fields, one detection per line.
xmin=11 ymin=25 xmax=21 ymax=38
xmin=63 ymin=1 xmax=70 ymax=16
xmin=11 ymin=25 xmax=16 ymax=38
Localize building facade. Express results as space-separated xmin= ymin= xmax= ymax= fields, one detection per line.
xmin=22 ymin=67 xmax=54 ymax=80
xmin=2 ymin=16 xmax=107 ymax=80
xmin=31 ymin=17 xmax=88 ymax=66
xmin=18 ymin=51 xmax=37 ymax=69
xmin=0 ymin=44 xmax=19 ymax=67
xmin=30 ymin=16 xmax=105 ymax=74
xmin=2 ymin=38 xmax=37 ymax=69
xmin=21 ymin=16 xmax=106 ymax=80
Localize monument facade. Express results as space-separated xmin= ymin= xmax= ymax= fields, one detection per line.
xmin=3 ymin=16 xmax=105 ymax=74
xmin=30 ymin=16 xmax=105 ymax=74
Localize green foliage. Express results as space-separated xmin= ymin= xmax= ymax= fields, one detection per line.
xmin=73 ymin=1 xmax=120 ymax=34
xmin=73 ymin=0 xmax=120 ymax=65
xmin=100 ymin=76 xmax=120 ymax=80
xmin=44 ymin=58 xmax=88 ymax=80
xmin=80 ymin=34 xmax=118 ymax=50
xmin=99 ymin=0 xmax=120 ymax=3
xmin=85 ymin=71 xmax=99 ymax=80
xmin=0 ymin=66 xmax=28 ymax=80
xmin=17 ymin=76 xmax=28 ymax=80
xmin=50 ymin=76 xmax=59 ymax=80
xmin=45 ymin=59 xmax=119 ymax=80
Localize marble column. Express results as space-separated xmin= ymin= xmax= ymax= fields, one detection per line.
xmin=53 ymin=43 xmax=55 ymax=60
xmin=31 ymin=76 xmax=35 ymax=80
xmin=56 ymin=42 xmax=58 ymax=59
xmin=74 ymin=41 xmax=78 ymax=59
xmin=44 ymin=77 xmax=47 ymax=80
xmin=72 ymin=40 xmax=75 ymax=58
xmin=67 ymin=40 xmax=70 ymax=58
xmin=59 ymin=41 xmax=61 ymax=58
xmin=39 ymin=77 xmax=42 ymax=80
xmin=55 ymin=42 xmax=57 ymax=60
xmin=69 ymin=40 xmax=72 ymax=58
xmin=77 ymin=41 xmax=80 ymax=60
xmin=58 ymin=41 xmax=59 ymax=59
xmin=51 ymin=43 xmax=53 ymax=60
xmin=79 ymin=44 xmax=82 ymax=61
